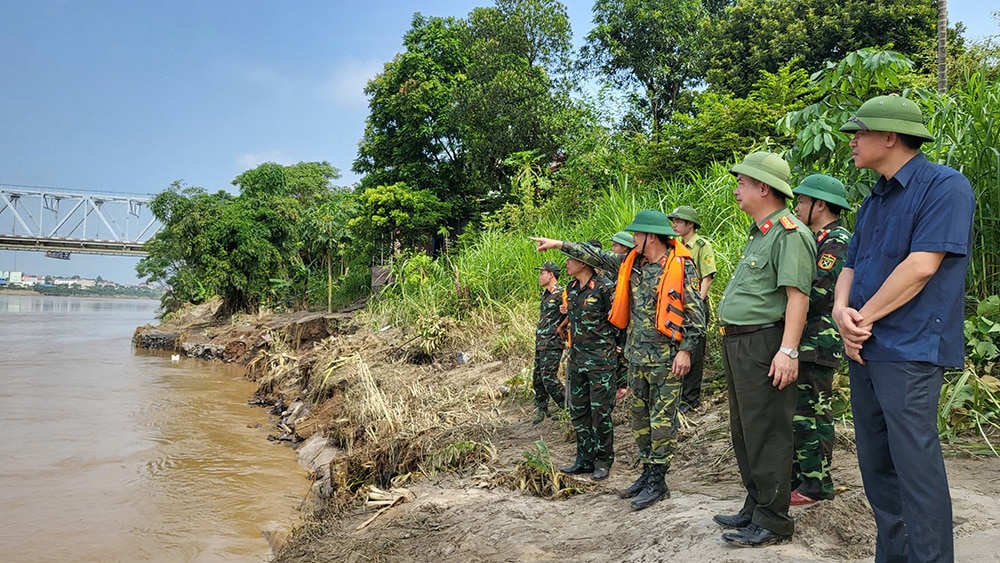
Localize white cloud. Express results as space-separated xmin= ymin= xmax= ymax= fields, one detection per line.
xmin=236 ymin=150 xmax=295 ymax=170
xmin=322 ymin=59 xmax=383 ymax=108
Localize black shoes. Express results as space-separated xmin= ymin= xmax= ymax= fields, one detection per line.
xmin=532 ymin=409 xmax=548 ymax=424
xmin=591 ymin=467 xmax=610 ymax=481
xmin=620 ymin=464 xmax=651 ymax=499
xmin=713 ymin=511 xmax=752 ymax=529
xmin=559 ymin=462 xmax=594 ymax=475
xmin=631 ymin=464 xmax=669 ymax=510
xmin=721 ymin=523 xmax=791 ymax=547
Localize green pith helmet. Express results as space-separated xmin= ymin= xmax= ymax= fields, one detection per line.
xmin=536 ymin=260 xmax=560 ymax=277
xmin=667 ymin=205 xmax=701 ymax=228
xmin=839 ymin=95 xmax=934 ymax=141
xmin=792 ymin=174 xmax=851 ymax=210
xmin=611 ymin=231 xmax=636 ymax=249
xmin=729 ymin=151 xmax=793 ymax=198
xmin=625 ymin=209 xmax=677 ymax=236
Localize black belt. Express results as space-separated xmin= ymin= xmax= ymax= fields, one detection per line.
xmin=719 ymin=322 xmax=782 ymax=337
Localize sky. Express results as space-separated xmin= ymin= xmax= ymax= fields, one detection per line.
xmin=1 ymin=1 xmax=997 ymax=285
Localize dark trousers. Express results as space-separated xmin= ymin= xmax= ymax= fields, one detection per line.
xmin=722 ymin=326 xmax=796 ymax=536
xmin=680 ymin=334 xmax=706 ymax=406
xmin=681 ymin=298 xmax=709 ymax=407
xmin=532 ymin=346 xmax=565 ymax=411
xmin=850 ymin=361 xmax=953 ymax=563
xmin=568 ymin=360 xmax=616 ymax=469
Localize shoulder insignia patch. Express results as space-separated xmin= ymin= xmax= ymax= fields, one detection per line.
xmin=588 ymin=279 xmax=595 ymax=290
xmin=818 ymin=253 xmax=838 ymax=270
xmin=779 ymin=215 xmax=798 ymax=230
xmin=817 ymin=229 xmax=830 ymax=244
xmin=695 ymin=238 xmax=706 ymax=247
xmin=759 ymin=219 xmax=773 ymax=234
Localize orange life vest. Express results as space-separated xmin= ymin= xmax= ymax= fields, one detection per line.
xmin=608 ymin=241 xmax=692 ymax=342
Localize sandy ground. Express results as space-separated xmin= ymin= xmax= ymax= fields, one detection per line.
xmin=274 ymin=393 xmax=1000 ymax=563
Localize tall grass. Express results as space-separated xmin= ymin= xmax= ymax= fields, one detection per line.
xmin=921 ymin=70 xmax=1000 ymax=298
xmin=367 ymin=165 xmax=756 ymax=364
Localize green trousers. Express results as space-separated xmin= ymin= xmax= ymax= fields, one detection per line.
xmin=630 ymin=363 xmax=682 ymax=466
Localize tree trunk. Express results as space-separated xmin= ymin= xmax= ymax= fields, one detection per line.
xmin=327 ymin=248 xmax=333 ymax=313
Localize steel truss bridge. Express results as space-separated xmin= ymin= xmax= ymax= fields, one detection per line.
xmin=0 ymin=185 xmax=161 ymax=257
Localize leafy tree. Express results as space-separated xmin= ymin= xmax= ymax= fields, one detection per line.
xmin=579 ymin=0 xmax=706 ymax=139
xmin=702 ymin=0 xmax=938 ymax=98
xmin=776 ymin=49 xmax=917 ymax=196
xmin=301 ymin=189 xmax=358 ymax=312
xmin=348 ymin=183 xmax=452 ymax=258
xmin=354 ymin=1 xmax=582 ymax=246
xmin=650 ymin=63 xmax=810 ymax=178
xmin=139 ymin=161 xmax=342 ymax=316
xmin=137 ymin=181 xmax=232 ymax=312
xmin=353 ymin=13 xmax=469 ymax=215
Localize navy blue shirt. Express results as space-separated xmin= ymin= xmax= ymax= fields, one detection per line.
xmin=846 ymin=153 xmax=975 ymax=367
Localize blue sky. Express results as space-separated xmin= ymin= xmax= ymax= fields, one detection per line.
xmin=1 ymin=1 xmax=996 ymax=284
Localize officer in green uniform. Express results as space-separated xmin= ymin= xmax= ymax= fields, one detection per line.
xmin=790 ymin=174 xmax=852 ymax=505
xmin=713 ymin=152 xmax=816 ymax=547
xmin=558 ymin=254 xmax=620 ymax=481
xmin=532 ymin=260 xmax=566 ymax=423
xmin=668 ymin=205 xmax=717 ymax=412
xmin=531 ymin=210 xmax=706 ymax=510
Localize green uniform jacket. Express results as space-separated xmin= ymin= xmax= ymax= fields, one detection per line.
xmin=718 ymin=208 xmax=816 ymax=326
xmin=566 ymin=274 xmax=619 ymax=368
xmin=800 ymin=221 xmax=852 ymax=367
xmin=536 ymin=284 xmax=565 ymax=350
xmin=562 ymin=242 xmax=706 ymax=366
xmin=685 ymin=233 xmax=718 ymax=279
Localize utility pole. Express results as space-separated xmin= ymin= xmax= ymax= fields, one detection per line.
xmin=937 ymin=0 xmax=948 ymax=93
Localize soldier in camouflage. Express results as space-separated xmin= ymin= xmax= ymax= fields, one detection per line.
xmin=532 ymin=260 xmax=566 ymax=424
xmin=557 ymin=254 xmax=621 ymax=481
xmin=531 ymin=209 xmax=706 ymax=510
xmin=668 ymin=205 xmax=718 ymax=413
xmin=609 ymin=231 xmax=636 ymax=400
xmin=790 ymin=174 xmax=852 ymax=504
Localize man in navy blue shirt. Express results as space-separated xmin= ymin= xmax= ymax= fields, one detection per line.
xmin=834 ymin=95 xmax=975 ymax=563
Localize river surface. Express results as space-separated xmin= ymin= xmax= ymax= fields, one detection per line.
xmin=0 ymin=294 xmax=307 ymax=562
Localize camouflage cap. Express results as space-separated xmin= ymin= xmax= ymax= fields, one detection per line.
xmin=839 ymin=95 xmax=934 ymax=141
xmin=667 ymin=205 xmax=701 ymax=228
xmin=792 ymin=174 xmax=851 ymax=210
xmin=625 ymin=209 xmax=677 ymax=236
xmin=730 ymin=151 xmax=792 ymax=198
xmin=536 ymin=260 xmax=560 ymax=276
xmin=610 ymin=231 xmax=636 ymax=249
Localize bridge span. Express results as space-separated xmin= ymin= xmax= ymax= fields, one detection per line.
xmin=0 ymin=185 xmax=161 ymax=257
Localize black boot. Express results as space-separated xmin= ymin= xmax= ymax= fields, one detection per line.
xmin=630 ymin=464 xmax=669 ymax=510
xmin=619 ymin=464 xmax=652 ymax=499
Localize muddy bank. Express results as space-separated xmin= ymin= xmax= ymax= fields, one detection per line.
xmin=133 ymin=302 xmax=1000 ymax=562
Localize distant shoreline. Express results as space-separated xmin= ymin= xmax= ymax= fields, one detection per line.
xmin=0 ymin=288 xmax=159 ymax=300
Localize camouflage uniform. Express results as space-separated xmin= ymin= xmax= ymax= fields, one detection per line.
xmin=793 ymin=220 xmax=851 ymax=501
xmin=565 ymin=273 xmax=620 ymax=470
xmin=562 ymin=242 xmax=705 ymax=467
xmin=534 ymin=285 xmax=566 ymax=412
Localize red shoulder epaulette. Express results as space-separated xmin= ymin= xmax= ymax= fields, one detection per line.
xmin=779 ymin=216 xmax=798 ymax=230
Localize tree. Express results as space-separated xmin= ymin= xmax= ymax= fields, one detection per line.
xmin=138 ymin=161 xmax=342 ymax=316
xmin=354 ymin=2 xmax=582 ymax=245
xmin=702 ymin=0 xmax=937 ymax=98
xmin=348 ymin=183 xmax=451 ymax=260
xmin=650 ymin=63 xmax=810 ymax=178
xmin=579 ymin=0 xmax=706 ymax=139
xmin=300 ymin=189 xmax=357 ymax=312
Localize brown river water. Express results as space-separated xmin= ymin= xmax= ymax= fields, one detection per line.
xmin=0 ymin=294 xmax=307 ymax=562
